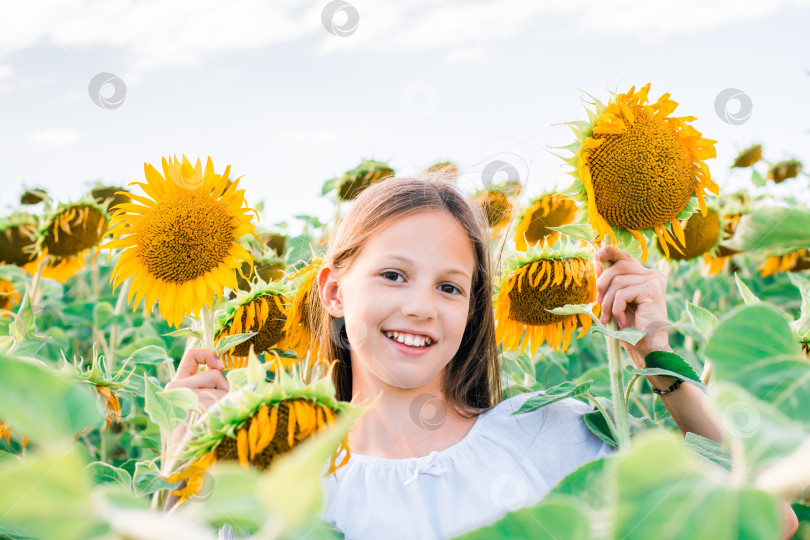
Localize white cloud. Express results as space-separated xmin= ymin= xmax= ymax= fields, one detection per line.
xmin=29 ymin=128 xmax=81 ymax=145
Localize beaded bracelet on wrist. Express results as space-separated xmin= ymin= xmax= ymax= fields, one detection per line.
xmin=652 ymin=378 xmax=683 ymax=395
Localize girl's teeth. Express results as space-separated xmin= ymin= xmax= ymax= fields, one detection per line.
xmin=386 ymin=331 xmax=431 ymax=347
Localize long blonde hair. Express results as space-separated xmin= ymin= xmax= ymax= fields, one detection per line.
xmin=312 ymin=175 xmax=502 ymax=417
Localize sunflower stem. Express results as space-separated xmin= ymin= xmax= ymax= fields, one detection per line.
xmin=585 ymin=392 xmax=619 ymax=445
xmin=28 ymin=257 xmax=47 ymax=314
xmin=201 ymin=305 xmax=215 ymax=351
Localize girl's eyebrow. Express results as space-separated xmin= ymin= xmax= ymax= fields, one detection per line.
xmin=380 ymin=254 xmax=471 ymax=280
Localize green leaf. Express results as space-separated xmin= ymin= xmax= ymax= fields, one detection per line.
xmin=0 ymin=444 xmax=100 ymax=540
xmin=583 ymin=397 xmax=659 ymax=448
xmin=455 ymin=497 xmax=590 ymax=539
xmin=712 ymin=382 xmax=807 ymax=475
xmin=734 ymin=273 xmax=760 ymax=305
xmin=143 ymin=375 xmax=187 ymax=437
xmin=705 ymin=304 xmax=810 ymax=428
xmin=614 ymin=431 xmax=782 ymax=540
xmin=724 ymin=206 xmax=810 ymax=252
xmin=751 ymin=168 xmax=765 ymax=187
xmin=177 ymin=464 xmax=265 ymax=531
xmin=123 ymin=344 xmax=172 ymax=365
xmin=546 ymin=302 xmax=599 ymax=324
xmin=321 ymin=177 xmax=338 ymax=196
xmin=214 ymin=331 xmax=257 ymax=357
xmin=589 ymin=325 xmax=645 ymax=345
xmin=545 ymin=457 xmax=611 ymax=510
xmin=162 ymin=328 xmax=204 ymax=341
xmin=547 ymin=223 xmax=595 ymax=243
xmin=685 ymin=301 xmax=718 ymax=337
xmin=683 ymin=433 xmax=732 ymax=472
xmin=86 ymin=461 xmax=133 ymax=491
xmin=93 ymin=302 xmax=115 ymax=328
xmin=133 ymin=460 xmax=178 ymax=497
xmin=0 ymin=355 xmax=102 ymax=444
xmin=625 ymin=350 xmax=702 ymax=386
xmin=511 ymin=381 xmax=592 ymax=415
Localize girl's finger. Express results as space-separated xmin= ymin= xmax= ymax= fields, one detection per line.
xmin=599 ymin=277 xmax=648 ymax=324
xmin=167 ymin=369 xmax=230 ymax=391
xmin=594 ymin=245 xmax=636 ymax=266
xmin=595 ymin=262 xmax=648 ymax=302
xmin=175 ymin=349 xmax=224 ymax=379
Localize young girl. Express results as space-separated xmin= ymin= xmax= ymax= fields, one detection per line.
xmin=169 ymin=176 xmax=797 ymax=539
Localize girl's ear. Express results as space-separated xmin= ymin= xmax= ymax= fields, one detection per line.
xmin=317 ymin=262 xmax=344 ymax=318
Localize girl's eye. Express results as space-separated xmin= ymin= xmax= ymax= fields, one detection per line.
xmin=440 ymin=284 xmax=461 ymax=295
xmin=381 ymin=271 xmax=403 ymax=282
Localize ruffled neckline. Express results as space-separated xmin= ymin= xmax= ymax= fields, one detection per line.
xmin=346 ymin=400 xmax=502 ymax=467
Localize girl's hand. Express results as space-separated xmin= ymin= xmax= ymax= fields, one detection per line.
xmin=165 ymin=348 xmax=230 ymax=411
xmin=594 ymin=246 xmax=670 ymax=367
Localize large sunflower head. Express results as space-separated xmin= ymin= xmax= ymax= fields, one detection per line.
xmin=513 ymin=192 xmax=577 ymax=251
xmin=0 ymin=213 xmax=40 ymax=271
xmin=336 ymin=159 xmax=395 ymax=201
xmin=32 ymin=198 xmax=109 ymax=282
xmin=166 ymin=357 xmax=366 ymax=503
xmin=102 ymin=156 xmax=258 ymax=327
xmin=495 ymin=242 xmax=598 ymax=354
xmin=562 ymin=83 xmax=718 ymax=263
xmin=215 ymin=279 xmax=291 ymax=369
xmin=766 ymin=159 xmax=802 ymax=184
xmin=731 ymin=144 xmax=762 ymax=168
xmin=281 ymin=257 xmax=324 ymax=364
xmin=758 ymin=248 xmax=810 ymax=278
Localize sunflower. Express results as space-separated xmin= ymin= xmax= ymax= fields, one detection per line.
xmin=0 ymin=279 xmax=20 ymax=315
xmin=31 ymin=199 xmax=109 ymax=283
xmin=803 ymin=341 xmax=809 ymax=358
xmin=702 ymin=192 xmax=752 ymax=275
xmin=101 ymin=156 xmax=258 ymax=328
xmin=91 ymin=184 xmax=131 ymax=211
xmin=731 ymin=144 xmax=762 ymax=168
xmin=61 ymin=348 xmax=134 ymax=430
xmin=0 ymin=213 xmax=40 ymax=272
xmin=767 ymin=159 xmax=802 ymax=184
xmin=165 ymin=359 xmax=364 ymax=503
xmin=335 ymin=159 xmax=395 ymax=201
xmin=215 ymin=279 xmax=290 ymax=369
xmin=495 ymin=243 xmax=598 ymax=354
xmin=420 ymin=161 xmax=458 ymax=182
xmin=281 ymin=258 xmax=324 ymax=362
xmin=20 ymin=188 xmax=48 ymax=205
xmin=561 ymin=83 xmax=718 ymax=263
xmin=260 ymin=232 xmax=287 ymax=257
xmin=513 ymin=192 xmax=577 ymax=251
xmin=0 ymin=422 xmax=27 ymax=449
xmin=656 ymin=207 xmax=720 ymax=261
xmin=758 ymin=249 xmax=810 ymax=278
xmin=233 ymin=253 xmax=286 ymax=294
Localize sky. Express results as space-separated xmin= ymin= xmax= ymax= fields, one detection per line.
xmin=0 ymin=0 xmax=808 ymax=233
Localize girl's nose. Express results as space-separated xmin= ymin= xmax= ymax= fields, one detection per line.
xmin=400 ymin=284 xmax=438 ymax=320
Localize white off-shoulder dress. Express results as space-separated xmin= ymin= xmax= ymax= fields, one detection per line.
xmin=320 ymin=390 xmax=613 ymax=540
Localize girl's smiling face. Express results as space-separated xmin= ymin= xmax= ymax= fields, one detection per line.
xmin=320 ymin=210 xmax=476 ymax=392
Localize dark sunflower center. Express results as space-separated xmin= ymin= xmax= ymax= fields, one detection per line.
xmin=480 ymin=192 xmax=512 ymax=228
xmin=138 ymin=193 xmax=233 ymax=284
xmin=44 ymin=206 xmax=107 ymax=257
xmin=230 ymin=295 xmax=286 ymax=356
xmin=588 ymin=112 xmax=694 ymax=230
xmin=507 ymin=258 xmax=594 ymax=326
xmin=0 ymin=225 xmax=37 ymax=266
xmin=666 ymin=208 xmax=721 ymax=260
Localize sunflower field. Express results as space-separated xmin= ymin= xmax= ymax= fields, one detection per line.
xmin=1 ymin=83 xmax=810 ymax=539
